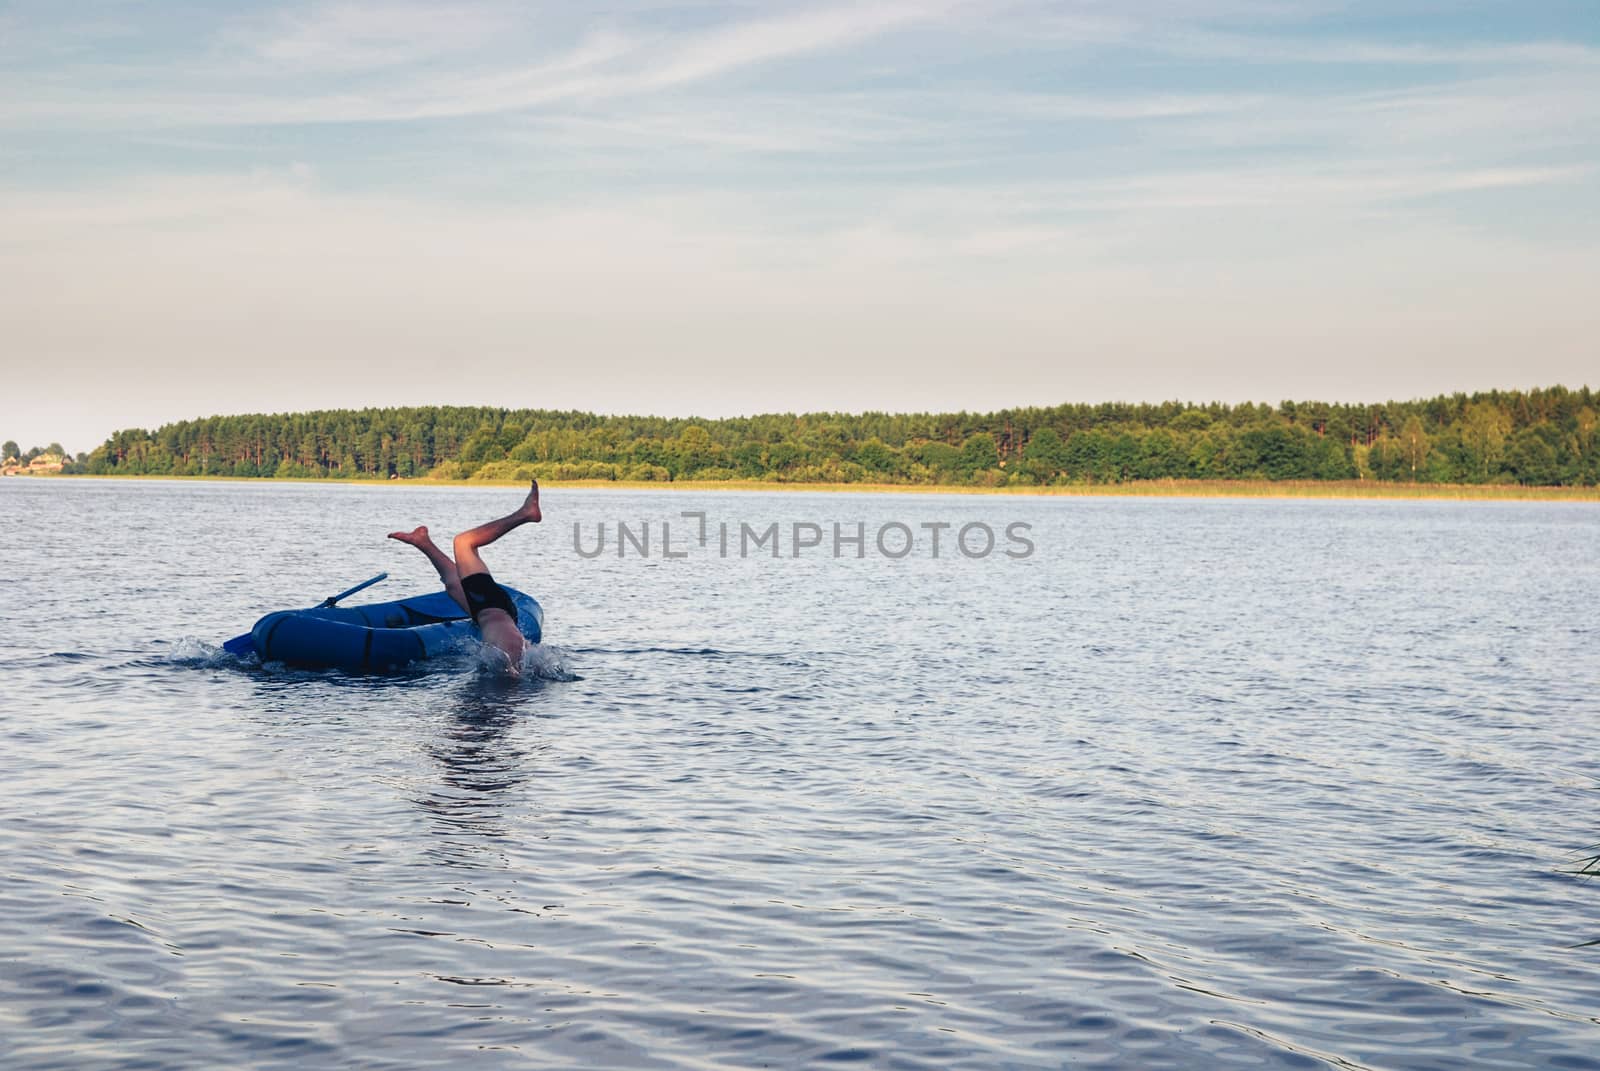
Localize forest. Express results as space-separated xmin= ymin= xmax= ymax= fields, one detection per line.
xmin=68 ymin=386 xmax=1598 ymax=487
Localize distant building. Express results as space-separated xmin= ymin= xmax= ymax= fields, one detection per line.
xmin=4 ymin=453 xmax=66 ymax=475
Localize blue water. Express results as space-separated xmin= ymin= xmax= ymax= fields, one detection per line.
xmin=2 ymin=478 xmax=1599 ymax=1070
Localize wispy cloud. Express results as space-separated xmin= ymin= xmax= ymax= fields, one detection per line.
xmin=511 ymin=101 xmax=937 ymax=155
xmin=1160 ymin=70 xmax=1600 ymax=162
xmin=998 ymin=2 xmax=1600 ymax=68
xmin=1157 ymin=28 xmax=1600 ymax=67
xmin=229 ymin=1 xmax=522 ymax=73
xmin=2 ymin=2 xmax=961 ymax=127
xmin=634 ymin=2 xmax=955 ymax=90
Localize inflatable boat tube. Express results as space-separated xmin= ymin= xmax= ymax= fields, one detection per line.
xmin=250 ymin=587 xmax=542 ymax=672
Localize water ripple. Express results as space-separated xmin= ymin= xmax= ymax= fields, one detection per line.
xmin=2 ymin=482 xmax=1599 ymax=1068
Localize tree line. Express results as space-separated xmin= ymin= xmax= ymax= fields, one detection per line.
xmin=72 ymin=386 xmax=1598 ymax=486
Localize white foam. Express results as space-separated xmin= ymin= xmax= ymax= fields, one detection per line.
xmin=168 ymin=636 xmax=247 ymax=668
xmin=521 ymin=643 xmax=579 ymax=682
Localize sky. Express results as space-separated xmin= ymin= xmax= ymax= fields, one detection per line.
xmin=2 ymin=1 xmax=1598 ymax=453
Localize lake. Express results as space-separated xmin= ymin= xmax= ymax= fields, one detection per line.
xmin=2 ymin=477 xmax=1598 ymax=1070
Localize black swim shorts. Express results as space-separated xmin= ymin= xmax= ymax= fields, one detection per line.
xmin=460 ymin=572 xmax=518 ymax=624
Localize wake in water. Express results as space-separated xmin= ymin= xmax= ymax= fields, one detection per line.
xmin=162 ymin=635 xmax=578 ymax=682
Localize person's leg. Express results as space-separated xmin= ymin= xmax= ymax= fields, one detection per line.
xmin=452 ymin=480 xmax=542 ymax=579
xmin=455 ymin=482 xmax=541 ymax=672
xmin=388 ymin=525 xmax=469 ymax=612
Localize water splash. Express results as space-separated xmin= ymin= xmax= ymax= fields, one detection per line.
xmin=165 ymin=636 xmax=253 ymax=669
xmin=462 ymin=640 xmax=579 ymax=681
xmin=522 ymin=643 xmax=580 ymax=682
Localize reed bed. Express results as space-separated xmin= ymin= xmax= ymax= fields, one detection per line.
xmin=50 ymin=473 xmax=1600 ymax=500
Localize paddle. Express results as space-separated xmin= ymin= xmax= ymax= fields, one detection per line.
xmin=221 ymin=572 xmax=389 ymax=656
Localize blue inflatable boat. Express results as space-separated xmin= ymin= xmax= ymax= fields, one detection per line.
xmin=247 ymin=587 xmax=543 ymax=672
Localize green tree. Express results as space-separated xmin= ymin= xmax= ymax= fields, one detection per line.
xmin=1022 ymin=427 xmax=1065 ymax=480
xmin=1187 ymin=428 xmax=1228 ymax=477
xmin=912 ymin=440 xmax=961 ymax=476
xmin=1 ymin=440 xmax=17 ymax=462
xmin=671 ymin=425 xmax=719 ymax=476
xmin=1399 ymin=415 xmax=1431 ymax=481
xmin=852 ymin=437 xmax=897 ymax=475
xmin=1461 ymin=401 xmax=1510 ymax=481
xmin=1508 ymin=427 xmax=1560 ymax=485
xmin=459 ymin=422 xmax=506 ymax=464
xmin=959 ymin=433 xmax=999 ymax=475
xmin=1063 ymin=430 xmax=1107 ymax=480
xmin=62 ymin=386 xmax=1593 ymax=489
xmin=1576 ymin=406 xmax=1597 ymax=460
xmin=1238 ymin=426 xmax=1309 ymax=480
xmin=1106 ymin=433 xmax=1139 ymax=481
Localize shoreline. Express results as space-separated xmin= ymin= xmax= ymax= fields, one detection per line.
xmin=21 ymin=472 xmax=1600 ymax=501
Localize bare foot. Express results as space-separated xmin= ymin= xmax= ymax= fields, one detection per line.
xmin=519 ymin=479 xmax=542 ymax=523
xmin=387 ymin=525 xmax=432 ymax=547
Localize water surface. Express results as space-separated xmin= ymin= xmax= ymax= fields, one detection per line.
xmin=2 ymin=478 xmax=1598 ymax=1069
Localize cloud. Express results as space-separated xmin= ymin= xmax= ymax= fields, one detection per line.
xmin=231 ymin=1 xmax=522 ymax=73
xmin=1160 ymin=29 xmax=1600 ymax=67
xmin=4 ymin=0 xmax=1596 ymax=152
xmin=1 ymin=2 xmax=963 ymax=129
xmin=995 ymin=3 xmax=1600 ymax=68
xmin=629 ymin=1 xmax=950 ymax=89
xmin=1153 ymin=69 xmax=1600 ymax=168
